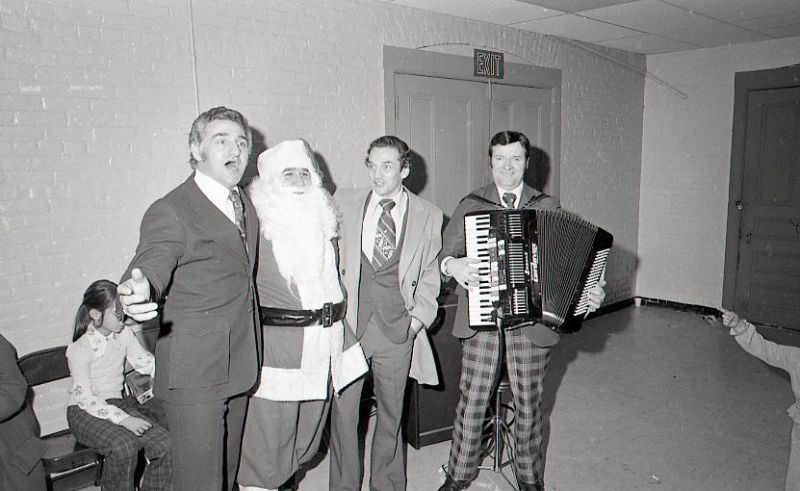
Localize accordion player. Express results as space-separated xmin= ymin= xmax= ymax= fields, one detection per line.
xmin=464 ymin=208 xmax=613 ymax=347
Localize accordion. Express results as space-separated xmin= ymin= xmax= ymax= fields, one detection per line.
xmin=464 ymin=208 xmax=612 ymax=344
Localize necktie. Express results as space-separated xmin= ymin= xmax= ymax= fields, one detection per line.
xmin=373 ymin=199 xmax=397 ymax=269
xmin=229 ymin=187 xmax=246 ymax=242
xmin=502 ymin=192 xmax=517 ymax=209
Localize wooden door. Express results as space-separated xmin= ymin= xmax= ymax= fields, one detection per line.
xmin=490 ymin=83 xmax=557 ymax=194
xmin=734 ymin=86 xmax=800 ymax=328
xmin=393 ymin=71 xmax=561 ymax=447
xmin=393 ymin=73 xmax=489 ymax=217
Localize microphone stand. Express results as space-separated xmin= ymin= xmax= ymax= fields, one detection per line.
xmin=479 ymin=302 xmax=520 ymax=490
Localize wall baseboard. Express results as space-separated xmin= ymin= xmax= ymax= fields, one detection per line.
xmin=634 ymin=297 xmax=720 ymax=316
xmin=586 ymin=297 xmax=720 ymax=321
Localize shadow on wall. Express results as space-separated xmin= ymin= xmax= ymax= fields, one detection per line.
xmin=403 ymin=149 xmax=429 ymax=197
xmin=525 ymin=145 xmax=551 ymax=192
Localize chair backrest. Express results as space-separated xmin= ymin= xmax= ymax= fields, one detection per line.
xmin=17 ymin=346 xmax=69 ymax=386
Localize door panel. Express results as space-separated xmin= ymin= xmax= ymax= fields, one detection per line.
xmin=490 ymin=84 xmax=556 ymax=193
xmin=394 ymin=72 xmax=562 ymax=447
xmin=735 ymin=86 xmax=800 ymax=328
xmin=394 ymin=73 xmax=488 ymax=217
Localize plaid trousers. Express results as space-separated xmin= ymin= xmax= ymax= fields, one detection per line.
xmin=446 ymin=328 xmax=551 ymax=485
xmin=67 ymin=398 xmax=172 ymax=491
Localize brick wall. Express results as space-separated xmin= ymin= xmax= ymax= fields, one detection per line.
xmin=639 ymin=37 xmax=800 ymax=307
xmin=0 ymin=0 xmax=645 ymax=432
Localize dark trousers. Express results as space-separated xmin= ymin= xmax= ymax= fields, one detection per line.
xmin=330 ymin=320 xmax=414 ymax=491
xmin=162 ymin=394 xmax=248 ymax=491
xmin=446 ymin=328 xmax=551 ymax=485
xmin=67 ymin=398 xmax=171 ymax=491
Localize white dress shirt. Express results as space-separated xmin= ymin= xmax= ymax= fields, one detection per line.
xmin=194 ymin=170 xmax=237 ymax=225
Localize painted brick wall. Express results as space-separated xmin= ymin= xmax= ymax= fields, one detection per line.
xmin=639 ymin=37 xmax=800 ymax=308
xmin=0 ymin=0 xmax=644 ymax=433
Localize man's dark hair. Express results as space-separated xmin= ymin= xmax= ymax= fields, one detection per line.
xmin=488 ymin=130 xmax=530 ymax=160
xmin=365 ymin=135 xmax=412 ymax=170
xmin=188 ymin=106 xmax=251 ymax=167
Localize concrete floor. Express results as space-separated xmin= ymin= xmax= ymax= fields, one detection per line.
xmin=82 ymin=305 xmax=796 ymax=490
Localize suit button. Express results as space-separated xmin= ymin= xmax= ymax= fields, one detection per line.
xmin=341 ymin=269 xmax=346 ymax=276
xmin=408 ymin=305 xmax=414 ymax=311
xmin=411 ymin=281 xmax=417 ymax=287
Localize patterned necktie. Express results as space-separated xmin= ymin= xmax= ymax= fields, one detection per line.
xmin=229 ymin=187 xmax=246 ymax=242
xmin=502 ymin=192 xmax=517 ymax=209
xmin=373 ymin=199 xmax=397 ymax=269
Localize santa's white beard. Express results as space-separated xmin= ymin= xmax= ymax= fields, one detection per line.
xmin=249 ymin=177 xmax=342 ymax=308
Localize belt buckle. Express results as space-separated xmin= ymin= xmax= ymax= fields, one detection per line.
xmin=322 ymin=302 xmax=333 ymax=327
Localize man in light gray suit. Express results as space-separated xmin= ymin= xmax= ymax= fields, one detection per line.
xmin=330 ymin=136 xmax=442 ymax=491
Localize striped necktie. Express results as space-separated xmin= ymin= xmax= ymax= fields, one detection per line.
xmin=229 ymin=187 xmax=246 ymax=242
xmin=372 ymin=199 xmax=396 ymax=269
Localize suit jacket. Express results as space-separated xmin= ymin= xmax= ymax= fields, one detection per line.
xmin=0 ymin=335 xmax=46 ymax=490
xmin=337 ymin=187 xmax=442 ymax=384
xmin=440 ymin=183 xmax=560 ymax=339
xmin=125 ymin=175 xmax=261 ymax=405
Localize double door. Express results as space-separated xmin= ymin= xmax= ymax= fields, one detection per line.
xmin=391 ymin=71 xmax=560 ymax=448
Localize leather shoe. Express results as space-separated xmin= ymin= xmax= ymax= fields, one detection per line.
xmin=518 ymin=481 xmax=544 ymax=491
xmin=437 ymin=474 xmax=469 ymax=491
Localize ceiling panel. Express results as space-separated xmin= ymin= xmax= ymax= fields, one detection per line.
xmin=514 ymin=13 xmax=643 ymax=42
xmin=658 ymin=22 xmax=773 ymax=47
xmin=515 ymin=0 xmax=637 ymax=13
xmin=596 ymin=33 xmax=701 ymax=54
xmin=732 ymin=11 xmax=800 ymax=32
xmin=663 ymin=0 xmax=800 ymax=22
xmin=391 ymin=0 xmax=562 ymax=26
xmin=582 ymin=0 xmax=718 ymax=33
xmin=381 ymin=0 xmax=800 ymax=54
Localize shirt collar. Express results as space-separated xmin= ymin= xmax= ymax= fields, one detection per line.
xmin=368 ymin=186 xmax=406 ymax=212
xmin=194 ymin=170 xmax=235 ymax=207
xmin=495 ymin=183 xmax=524 ymax=207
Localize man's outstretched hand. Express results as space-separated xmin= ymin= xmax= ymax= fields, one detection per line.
xmin=118 ymin=268 xmax=158 ymax=321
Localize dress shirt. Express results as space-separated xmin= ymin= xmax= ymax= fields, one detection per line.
xmin=194 ymin=170 xmax=237 ymax=225
xmin=361 ymin=188 xmax=408 ymax=260
xmin=495 ymin=183 xmax=524 ymax=209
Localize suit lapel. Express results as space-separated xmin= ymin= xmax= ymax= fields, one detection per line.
xmin=399 ymin=190 xmax=427 ymax=284
xmin=340 ymin=189 xmax=370 ymax=279
xmin=242 ymin=189 xmax=259 ymax=267
xmin=182 ymin=178 xmax=250 ymax=266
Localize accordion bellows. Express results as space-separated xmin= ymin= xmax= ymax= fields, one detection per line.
xmin=464 ymin=208 xmax=613 ymax=341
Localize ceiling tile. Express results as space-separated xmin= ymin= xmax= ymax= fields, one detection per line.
xmin=515 ymin=0 xmax=638 ymax=13
xmin=731 ymin=11 xmax=800 ymax=32
xmin=595 ymin=34 xmax=701 ymax=54
xmin=664 ymin=0 xmax=800 ymax=23
xmin=391 ymin=0 xmax=563 ymax=26
xmin=658 ymin=22 xmax=773 ymax=47
xmin=581 ymin=0 xmax=719 ymax=32
xmin=759 ymin=24 xmax=800 ymax=38
xmin=514 ymin=13 xmax=643 ymax=42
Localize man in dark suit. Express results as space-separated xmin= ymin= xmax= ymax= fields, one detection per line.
xmin=118 ymin=107 xmax=261 ymax=491
xmin=330 ymin=136 xmax=442 ymax=491
xmin=437 ymin=131 xmax=605 ymax=491
xmin=0 ymin=334 xmax=47 ymax=490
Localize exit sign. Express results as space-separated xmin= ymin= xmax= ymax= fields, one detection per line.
xmin=473 ymin=49 xmax=504 ymax=79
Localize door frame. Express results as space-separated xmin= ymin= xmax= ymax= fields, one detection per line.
xmin=722 ymin=63 xmax=800 ymax=310
xmin=382 ymin=45 xmax=562 ymax=196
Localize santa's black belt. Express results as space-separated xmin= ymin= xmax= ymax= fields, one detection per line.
xmin=259 ymin=301 xmax=346 ymax=328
